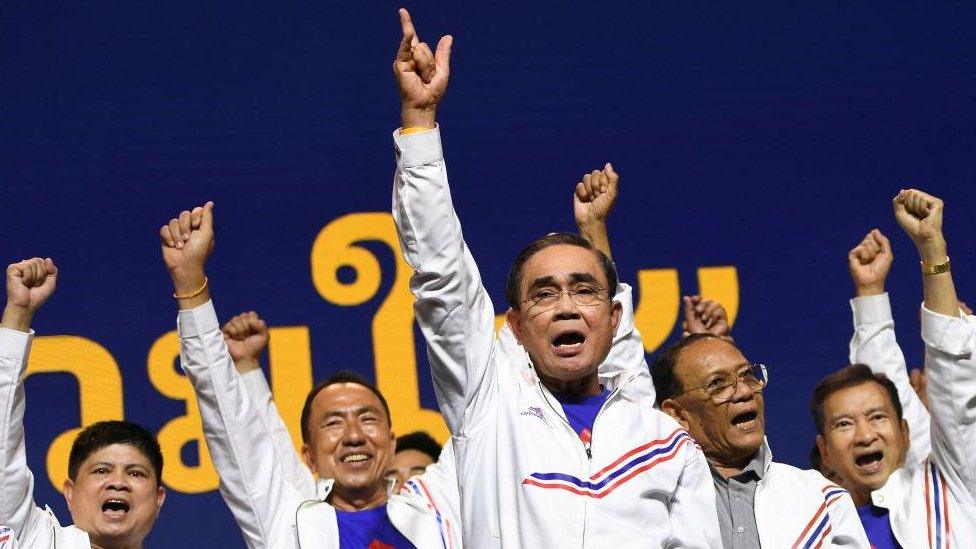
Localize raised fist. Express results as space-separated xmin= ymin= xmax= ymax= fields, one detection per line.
xmin=222 ymin=311 xmax=269 ymax=374
xmin=160 ymin=202 xmax=214 ymax=295
xmin=892 ymin=189 xmax=945 ymax=254
xmin=393 ymin=8 xmax=452 ymax=128
xmin=847 ymin=229 xmax=892 ymax=296
xmin=681 ymin=295 xmax=732 ymax=340
xmin=574 ymin=163 xmax=619 ymax=228
xmin=5 ymin=258 xmax=58 ymax=311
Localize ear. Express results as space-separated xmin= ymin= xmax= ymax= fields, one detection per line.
xmin=506 ymin=308 xmax=523 ymax=343
xmin=660 ymin=398 xmax=690 ymax=430
xmin=816 ymin=434 xmax=832 ymax=469
xmin=155 ymin=486 xmax=167 ymax=511
xmin=63 ymin=478 xmax=75 ymax=513
xmin=301 ymin=443 xmax=317 ymax=476
xmin=900 ymin=418 xmax=910 ymax=444
xmin=610 ymin=300 xmax=623 ymax=333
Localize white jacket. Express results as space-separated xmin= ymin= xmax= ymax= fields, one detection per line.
xmin=752 ymin=443 xmax=869 ymax=547
xmin=178 ymin=301 xmax=460 ymax=548
xmin=850 ymin=294 xmax=976 ymax=547
xmin=0 ymin=328 xmax=93 ymax=549
xmin=392 ymin=126 xmax=722 ymax=548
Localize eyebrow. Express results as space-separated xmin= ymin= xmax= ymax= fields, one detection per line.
xmin=323 ymin=405 xmax=382 ymax=419
xmin=526 ymin=273 xmax=600 ymax=294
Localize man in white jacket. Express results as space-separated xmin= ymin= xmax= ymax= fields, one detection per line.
xmin=0 ymin=257 xmax=167 ymax=549
xmin=650 ymin=327 xmax=869 ymax=545
xmin=825 ymin=189 xmax=976 ymax=547
xmin=159 ymin=203 xmax=458 ymax=548
xmin=391 ymin=9 xmax=721 ymax=548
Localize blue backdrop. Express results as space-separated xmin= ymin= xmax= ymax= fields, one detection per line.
xmin=4 ymin=2 xmax=976 ymax=546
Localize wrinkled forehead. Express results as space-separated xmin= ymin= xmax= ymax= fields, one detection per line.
xmin=675 ymin=338 xmax=750 ymax=384
xmin=521 ymin=245 xmax=607 ymax=289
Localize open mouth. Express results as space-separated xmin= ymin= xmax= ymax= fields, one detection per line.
xmin=551 ymin=331 xmax=586 ymax=356
xmin=101 ymin=498 xmax=130 ymax=519
xmin=854 ymin=451 xmax=883 ymax=473
xmin=730 ymin=410 xmax=758 ymax=428
xmin=340 ymin=453 xmax=372 ymax=464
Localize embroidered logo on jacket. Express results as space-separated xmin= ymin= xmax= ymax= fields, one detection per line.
xmin=519 ymin=406 xmax=547 ymax=424
xmin=521 ymin=428 xmax=691 ymax=498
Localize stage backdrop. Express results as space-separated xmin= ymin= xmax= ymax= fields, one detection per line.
xmin=3 ymin=2 xmax=976 ymax=546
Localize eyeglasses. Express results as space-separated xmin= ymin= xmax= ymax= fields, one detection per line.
xmin=521 ymin=285 xmax=607 ymax=311
xmin=673 ymin=363 xmax=768 ymax=404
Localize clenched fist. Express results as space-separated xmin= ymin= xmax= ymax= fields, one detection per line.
xmin=2 ymin=257 xmax=58 ymax=332
xmin=681 ymin=295 xmax=732 ymax=341
xmin=160 ymin=202 xmax=214 ymax=302
xmin=393 ymin=8 xmax=452 ymax=129
xmin=574 ymin=163 xmax=619 ymax=228
xmin=848 ymin=229 xmax=892 ymax=296
xmin=222 ymin=311 xmax=269 ymax=374
xmin=892 ymin=189 xmax=946 ymax=262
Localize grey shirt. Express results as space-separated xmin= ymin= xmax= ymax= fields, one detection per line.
xmin=710 ymin=446 xmax=765 ymax=549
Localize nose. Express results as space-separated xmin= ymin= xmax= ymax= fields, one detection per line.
xmin=728 ymin=376 xmax=757 ymax=402
xmin=342 ymin=420 xmax=367 ymax=446
xmin=852 ymin=418 xmax=878 ymax=446
xmin=106 ymin=471 xmax=131 ymax=492
xmin=552 ymin=290 xmax=581 ymax=319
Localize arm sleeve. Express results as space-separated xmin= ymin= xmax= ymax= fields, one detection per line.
xmin=239 ymin=369 xmax=315 ymax=497
xmin=392 ymin=127 xmax=498 ymax=434
xmin=848 ymin=293 xmax=931 ymax=463
xmin=919 ymin=304 xmax=976 ymax=506
xmin=668 ymin=442 xmax=722 ymax=548
xmin=596 ymin=283 xmax=655 ymax=403
xmin=178 ymin=301 xmax=299 ymax=548
xmin=0 ymin=329 xmax=53 ymax=547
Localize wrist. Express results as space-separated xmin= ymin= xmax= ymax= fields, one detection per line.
xmin=170 ymin=267 xmax=207 ymax=294
xmin=400 ymin=106 xmax=436 ymax=129
xmin=855 ymin=284 xmax=885 ymax=297
xmin=1 ymin=303 xmax=34 ymax=332
xmin=234 ymin=357 xmax=261 ymax=374
xmin=916 ymin=237 xmax=948 ymax=263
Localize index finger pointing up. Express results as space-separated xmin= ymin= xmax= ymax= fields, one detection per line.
xmin=399 ymin=8 xmax=419 ymax=50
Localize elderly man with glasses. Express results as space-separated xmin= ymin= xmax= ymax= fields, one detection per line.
xmin=651 ymin=335 xmax=870 ymax=547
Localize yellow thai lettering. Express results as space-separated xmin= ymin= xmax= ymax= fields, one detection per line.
xmin=697 ymin=266 xmax=739 ymax=326
xmin=146 ymin=331 xmax=217 ymax=493
xmin=311 ymin=212 xmax=448 ymax=442
xmin=25 ymin=336 xmax=124 ymax=493
xmin=267 ymin=326 xmax=314 ymax=453
xmin=634 ymin=268 xmax=681 ymax=354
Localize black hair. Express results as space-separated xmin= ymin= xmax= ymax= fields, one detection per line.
xmin=300 ymin=370 xmax=392 ymax=443
xmin=650 ymin=333 xmax=724 ymax=407
xmin=395 ymin=431 xmax=442 ymax=461
xmin=68 ymin=421 xmax=163 ymax=486
xmin=810 ymin=364 xmax=904 ymax=435
xmin=504 ymin=232 xmax=618 ymax=309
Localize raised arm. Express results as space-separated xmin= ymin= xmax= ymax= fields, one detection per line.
xmin=893 ymin=189 xmax=976 ymax=504
xmin=160 ymin=204 xmax=296 ymax=548
xmin=223 ymin=312 xmax=315 ymax=497
xmin=846 ymin=229 xmax=931 ymax=463
xmin=391 ymin=10 xmax=497 ymax=433
xmin=0 ymin=258 xmax=57 ymax=544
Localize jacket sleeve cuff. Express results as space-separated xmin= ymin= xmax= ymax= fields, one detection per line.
xmin=394 ymin=125 xmax=443 ymax=168
xmin=850 ymin=293 xmax=893 ymax=326
xmin=177 ymin=300 xmax=221 ymax=338
xmin=920 ymin=302 xmax=976 ymax=356
xmin=0 ymin=327 xmax=33 ymax=365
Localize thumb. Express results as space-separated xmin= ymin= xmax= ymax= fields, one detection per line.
xmin=201 ymin=201 xmax=215 ymax=233
xmin=434 ymin=35 xmax=453 ymax=72
xmin=681 ymin=296 xmax=697 ymax=327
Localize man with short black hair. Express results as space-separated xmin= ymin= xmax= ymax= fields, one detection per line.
xmin=161 ymin=204 xmax=458 ymax=548
xmin=822 ymin=189 xmax=976 ymax=547
xmin=651 ymin=323 xmax=869 ymax=546
xmin=386 ymin=432 xmax=441 ymax=491
xmin=390 ymin=8 xmax=720 ymax=548
xmin=0 ymin=258 xmax=166 ymax=548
